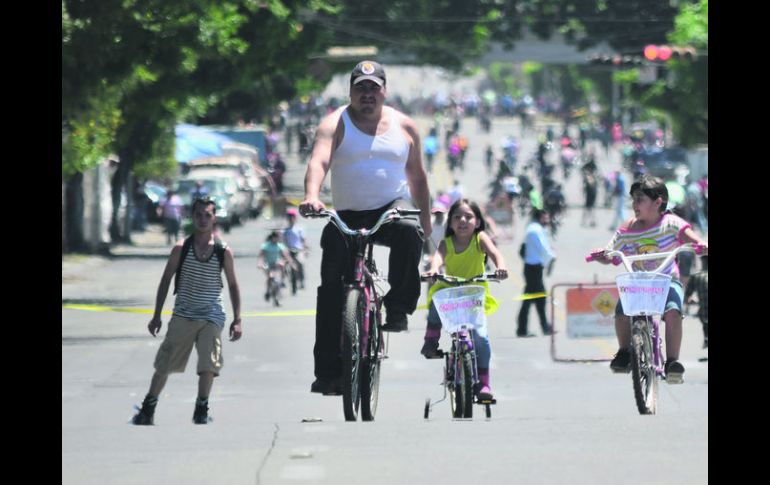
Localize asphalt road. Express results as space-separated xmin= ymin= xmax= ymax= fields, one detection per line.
xmin=62 ymin=114 xmax=708 ymax=485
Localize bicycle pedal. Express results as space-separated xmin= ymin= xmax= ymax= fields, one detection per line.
xmin=477 ymin=398 xmax=496 ymax=405
xmin=665 ymin=375 xmax=684 ymax=385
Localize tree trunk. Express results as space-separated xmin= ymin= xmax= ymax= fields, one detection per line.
xmin=109 ymin=158 xmax=134 ymax=244
xmin=65 ymin=172 xmax=86 ymax=252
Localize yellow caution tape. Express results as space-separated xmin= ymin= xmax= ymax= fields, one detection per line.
xmin=512 ymin=292 xmax=548 ymax=301
xmin=62 ymin=303 xmax=315 ymax=318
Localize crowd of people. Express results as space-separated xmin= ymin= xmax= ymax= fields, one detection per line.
xmin=131 ymin=59 xmax=708 ymax=425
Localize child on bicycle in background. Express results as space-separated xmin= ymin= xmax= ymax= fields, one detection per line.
xmin=591 ymin=174 xmax=708 ymax=382
xmin=422 ymin=199 xmax=508 ymax=400
xmin=283 ymin=208 xmax=309 ymax=293
xmin=257 ymin=231 xmax=295 ymax=301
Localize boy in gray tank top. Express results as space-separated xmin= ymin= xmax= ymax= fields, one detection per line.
xmin=132 ymin=197 xmax=242 ymax=425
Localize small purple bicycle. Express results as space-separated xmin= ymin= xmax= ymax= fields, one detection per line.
xmin=421 ymin=273 xmax=500 ymax=420
xmin=587 ymin=243 xmax=703 ymax=414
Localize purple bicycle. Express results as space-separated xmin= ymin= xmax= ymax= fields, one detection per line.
xmin=587 ymin=243 xmax=703 ymax=414
xmin=420 ymin=273 xmax=500 ymax=420
xmin=307 ymin=207 xmax=420 ymax=421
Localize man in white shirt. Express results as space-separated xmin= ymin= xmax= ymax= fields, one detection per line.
xmin=300 ymin=61 xmax=432 ymax=394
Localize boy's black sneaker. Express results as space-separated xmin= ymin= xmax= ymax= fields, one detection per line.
xmin=132 ymin=397 xmax=157 ymax=425
xmin=193 ymin=399 xmax=210 ymax=424
xmin=609 ymin=348 xmax=631 ymax=373
xmin=382 ymin=312 xmax=408 ymax=332
xmin=664 ymin=360 xmax=685 ymax=384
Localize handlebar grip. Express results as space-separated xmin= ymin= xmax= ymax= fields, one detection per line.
xmin=398 ymin=209 xmax=422 ymax=215
xmin=586 ymin=250 xmax=605 ymax=262
xmin=693 ymin=243 xmax=705 ymax=255
xmin=611 ymin=256 xmax=622 ymax=266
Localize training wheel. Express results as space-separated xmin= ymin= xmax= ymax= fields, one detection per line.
xmin=485 ymin=404 xmax=491 ymax=419
xmin=424 ymin=398 xmax=431 ymax=419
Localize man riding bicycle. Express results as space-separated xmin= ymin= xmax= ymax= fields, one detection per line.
xmin=300 ymin=60 xmax=432 ymax=395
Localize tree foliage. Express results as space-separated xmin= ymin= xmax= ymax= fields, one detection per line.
xmin=637 ymin=0 xmax=708 ymax=146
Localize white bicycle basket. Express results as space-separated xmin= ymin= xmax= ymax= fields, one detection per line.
xmin=615 ymin=272 xmax=672 ymax=316
xmin=432 ymin=285 xmax=487 ymax=332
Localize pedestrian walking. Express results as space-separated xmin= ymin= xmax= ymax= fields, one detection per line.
xmin=158 ymin=189 xmax=183 ymax=245
xmin=131 ymin=197 xmax=242 ymax=425
xmin=685 ymin=255 xmax=708 ymax=349
xmin=516 ymin=209 xmax=555 ymax=337
xmin=609 ymin=170 xmax=627 ymax=230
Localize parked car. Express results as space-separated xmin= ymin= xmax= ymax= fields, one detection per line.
xmin=175 ymin=175 xmax=248 ymax=232
xmin=187 ymin=154 xmax=264 ymax=219
xmin=636 ymin=146 xmax=688 ymax=180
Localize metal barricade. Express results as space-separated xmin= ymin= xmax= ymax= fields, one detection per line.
xmin=549 ymin=282 xmax=620 ymax=363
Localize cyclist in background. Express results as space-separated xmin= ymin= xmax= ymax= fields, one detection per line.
xmin=283 ymin=208 xmax=308 ymax=293
xmin=300 ymin=60 xmax=432 ymax=395
xmin=422 ymin=199 xmax=508 ymax=400
xmin=257 ymin=231 xmax=294 ymax=302
xmin=590 ymin=175 xmax=708 ymax=382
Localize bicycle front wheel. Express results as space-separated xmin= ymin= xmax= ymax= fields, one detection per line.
xmin=630 ymin=317 xmax=658 ymax=415
xmin=360 ymin=306 xmax=381 ymax=422
xmin=341 ymin=289 xmax=364 ymax=421
xmin=452 ymin=349 xmax=474 ymax=419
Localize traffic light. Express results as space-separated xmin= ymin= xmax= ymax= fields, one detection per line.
xmin=643 ymin=45 xmax=697 ymax=62
xmin=587 ymin=53 xmax=644 ymax=67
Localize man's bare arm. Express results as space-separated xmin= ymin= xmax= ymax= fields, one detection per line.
xmin=301 ymin=111 xmax=342 ymax=214
xmin=403 ymin=116 xmax=432 ymax=238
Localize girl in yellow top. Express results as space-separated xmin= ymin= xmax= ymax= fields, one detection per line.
xmin=422 ymin=199 xmax=508 ymax=399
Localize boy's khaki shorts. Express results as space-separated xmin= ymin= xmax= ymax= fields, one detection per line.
xmin=154 ymin=315 xmax=223 ymax=376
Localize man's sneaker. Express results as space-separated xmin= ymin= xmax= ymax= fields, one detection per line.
xmin=193 ymin=399 xmax=210 ymax=424
xmin=382 ymin=312 xmax=408 ymax=332
xmin=610 ymin=348 xmax=631 ymax=373
xmin=131 ymin=396 xmax=157 ymax=425
xmin=516 ymin=332 xmax=536 ymax=338
xmin=420 ymin=339 xmax=442 ymax=359
xmin=664 ymin=360 xmax=685 ymax=384
xmin=310 ymin=378 xmax=342 ymax=395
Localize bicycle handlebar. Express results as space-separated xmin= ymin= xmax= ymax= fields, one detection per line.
xmin=420 ymin=273 xmax=501 ymax=284
xmin=302 ymin=207 xmax=420 ymax=237
xmin=585 ymin=243 xmax=706 ymax=273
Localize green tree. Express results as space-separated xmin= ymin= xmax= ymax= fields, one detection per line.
xmin=62 ymin=0 xmax=333 ymax=245
xmin=640 ymin=0 xmax=707 ymax=146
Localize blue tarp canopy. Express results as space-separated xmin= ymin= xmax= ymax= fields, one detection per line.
xmin=175 ymin=124 xmax=236 ymax=164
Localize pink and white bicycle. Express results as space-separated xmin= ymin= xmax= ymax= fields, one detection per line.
xmin=587 ymin=243 xmax=705 ymax=415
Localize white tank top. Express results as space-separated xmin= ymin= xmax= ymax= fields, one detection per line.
xmin=330 ymin=106 xmax=411 ymax=210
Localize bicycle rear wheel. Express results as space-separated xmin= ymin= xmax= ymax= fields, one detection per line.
xmin=341 ymin=289 xmax=364 ymax=421
xmin=360 ymin=307 xmax=381 ymax=421
xmin=630 ymin=317 xmax=658 ymax=415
